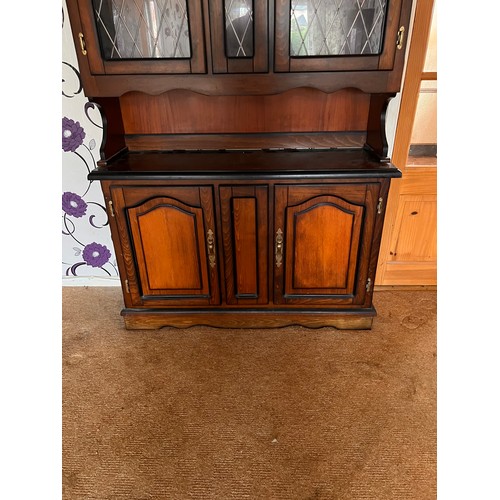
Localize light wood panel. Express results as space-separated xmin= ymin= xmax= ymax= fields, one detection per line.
xmin=376 ymin=0 xmax=437 ymax=286
xmin=389 ymin=195 xmax=437 ymax=262
xmin=381 ymin=262 xmax=436 ymax=286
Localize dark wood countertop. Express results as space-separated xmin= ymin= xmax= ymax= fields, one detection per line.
xmin=89 ymin=148 xmax=402 ymax=180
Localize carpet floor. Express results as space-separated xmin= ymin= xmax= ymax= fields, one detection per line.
xmin=62 ymin=287 xmax=436 ymax=499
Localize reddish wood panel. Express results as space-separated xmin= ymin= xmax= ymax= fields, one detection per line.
xmin=219 ymin=185 xmax=269 ymax=305
xmin=135 ymin=204 xmax=203 ymax=291
xmin=291 ymin=202 xmax=353 ymax=289
xmin=274 ymin=185 xmax=372 ymax=306
xmin=232 ymin=198 xmax=258 ymax=296
xmin=119 ymin=88 xmax=370 ymax=135
xmin=128 ymin=197 xmax=208 ymax=294
xmin=285 ymin=195 xmax=363 ymax=295
xmin=124 ymin=132 xmax=367 ymax=151
xmin=112 ymin=186 xmax=221 ymax=307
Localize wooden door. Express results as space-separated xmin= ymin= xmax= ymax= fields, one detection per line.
xmin=274 ymin=184 xmax=378 ymax=305
xmin=111 ymin=186 xmax=220 ymax=306
xmin=219 ymin=185 xmax=269 ymax=304
xmin=377 ymin=0 xmax=437 ymax=285
xmin=74 ymin=0 xmax=206 ymax=74
xmin=274 ymin=0 xmax=411 ymax=73
xmin=208 ymin=0 xmax=268 ymax=73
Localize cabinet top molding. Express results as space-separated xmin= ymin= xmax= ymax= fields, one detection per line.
xmin=66 ymin=0 xmax=413 ymax=98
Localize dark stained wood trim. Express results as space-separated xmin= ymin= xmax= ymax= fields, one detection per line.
xmin=273 ymin=0 xmax=290 ymax=72
xmin=87 ymin=150 xmax=402 ymax=180
xmin=208 ymin=0 xmax=228 ymax=73
xmin=187 ymin=0 xmax=208 ymax=73
xmin=289 ymin=57 xmax=379 ymax=73
xmin=377 ymin=0 xmax=403 ymax=70
xmin=90 ymin=97 xmax=128 ymax=166
xmin=121 ymin=307 xmax=376 ymax=330
xmin=209 ymin=0 xmax=268 ymax=74
xmin=365 ymin=180 xmax=389 ymax=304
xmin=387 ymin=0 xmax=414 ymax=89
xmin=102 ymin=184 xmax=138 ymax=308
xmin=253 ymin=0 xmax=269 ymax=73
xmin=78 ymin=71 xmax=398 ymax=97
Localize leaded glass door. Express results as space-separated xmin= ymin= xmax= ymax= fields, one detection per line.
xmin=208 ymin=0 xmax=268 ymax=73
xmin=274 ymin=0 xmax=407 ymax=72
xmin=75 ymin=0 xmax=206 ymax=74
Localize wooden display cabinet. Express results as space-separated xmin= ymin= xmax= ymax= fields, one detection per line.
xmin=65 ymin=0 xmax=413 ymax=329
xmin=66 ymin=0 xmax=412 ymax=95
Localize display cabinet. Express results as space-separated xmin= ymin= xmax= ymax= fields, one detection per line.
xmin=274 ymin=0 xmax=405 ymax=73
xmin=209 ymin=0 xmax=269 ymax=73
xmin=66 ymin=0 xmax=412 ymax=94
xmin=72 ymin=0 xmax=206 ymax=75
xmin=65 ymin=0 xmax=413 ymax=329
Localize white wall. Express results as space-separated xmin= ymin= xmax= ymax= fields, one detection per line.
xmin=62 ymin=0 xmax=119 ymax=286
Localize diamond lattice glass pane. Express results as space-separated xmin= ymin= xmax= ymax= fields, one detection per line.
xmin=290 ymin=0 xmax=387 ymax=56
xmin=92 ymin=0 xmax=191 ymax=59
xmin=224 ymin=0 xmax=254 ymax=57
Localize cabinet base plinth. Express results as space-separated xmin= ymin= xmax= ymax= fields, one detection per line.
xmin=121 ymin=308 xmax=376 ymax=330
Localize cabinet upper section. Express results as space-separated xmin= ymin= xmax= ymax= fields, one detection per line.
xmin=66 ymin=0 xmax=413 ymax=96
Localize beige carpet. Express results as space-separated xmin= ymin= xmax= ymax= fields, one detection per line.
xmin=62 ymin=287 xmax=436 ymax=499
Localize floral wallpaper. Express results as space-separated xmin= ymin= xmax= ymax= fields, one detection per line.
xmin=62 ymin=1 xmax=118 ymax=282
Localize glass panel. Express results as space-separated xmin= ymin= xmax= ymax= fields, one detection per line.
xmin=92 ymin=0 xmax=191 ymax=59
xmin=408 ymin=81 xmax=437 ymax=167
xmin=224 ymin=0 xmax=254 ymax=57
xmin=290 ymin=0 xmax=388 ymax=56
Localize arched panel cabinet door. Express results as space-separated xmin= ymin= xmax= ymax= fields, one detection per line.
xmin=110 ymin=186 xmax=220 ymax=307
xmin=274 ymin=184 xmax=379 ymax=305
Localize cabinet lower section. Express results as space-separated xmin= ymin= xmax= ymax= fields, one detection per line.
xmin=121 ymin=307 xmax=376 ymax=330
xmin=94 ymin=150 xmax=400 ymax=330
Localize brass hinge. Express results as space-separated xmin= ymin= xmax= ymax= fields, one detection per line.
xmin=377 ymin=197 xmax=383 ymax=214
xmin=366 ymin=278 xmax=372 ymax=293
xmin=125 ymin=279 xmax=130 ymax=294
xmin=108 ymin=200 xmax=115 ymax=217
xmin=396 ymin=26 xmax=405 ymax=50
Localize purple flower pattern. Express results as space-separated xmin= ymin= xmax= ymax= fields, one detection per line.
xmin=61 ymin=113 xmax=115 ymax=275
xmin=62 ymin=116 xmax=86 ymax=152
xmin=82 ymin=242 xmax=112 ymax=268
xmin=62 ymin=192 xmax=87 ymax=218
xmin=63 ymin=7 xmax=116 ymax=278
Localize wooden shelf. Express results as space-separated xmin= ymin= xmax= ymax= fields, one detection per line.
xmin=90 ymin=149 xmax=402 ymax=180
